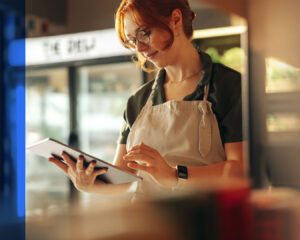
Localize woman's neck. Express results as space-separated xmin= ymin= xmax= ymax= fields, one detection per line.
xmin=164 ymin=42 xmax=202 ymax=84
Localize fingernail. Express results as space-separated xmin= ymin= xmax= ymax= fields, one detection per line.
xmin=127 ymin=162 xmax=134 ymax=167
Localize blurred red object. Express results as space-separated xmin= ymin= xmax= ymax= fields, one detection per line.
xmin=251 ymin=189 xmax=300 ymax=240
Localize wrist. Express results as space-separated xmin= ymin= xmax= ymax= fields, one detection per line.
xmin=160 ymin=167 xmax=178 ymax=188
xmin=171 ymin=165 xmax=188 ymax=191
xmin=172 ymin=167 xmax=178 ymax=185
xmin=74 ymin=183 xmax=90 ymax=193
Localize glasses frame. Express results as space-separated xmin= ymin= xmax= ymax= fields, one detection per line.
xmin=124 ymin=29 xmax=151 ymax=50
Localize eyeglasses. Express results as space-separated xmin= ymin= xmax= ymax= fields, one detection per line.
xmin=124 ymin=29 xmax=151 ymax=50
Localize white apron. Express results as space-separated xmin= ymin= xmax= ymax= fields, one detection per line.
xmin=126 ymin=83 xmax=226 ymax=200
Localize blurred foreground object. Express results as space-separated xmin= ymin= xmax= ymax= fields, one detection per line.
xmin=251 ymin=188 xmax=300 ymax=240
xmin=26 ymin=180 xmax=300 ymax=239
xmin=26 ymin=179 xmax=253 ymax=240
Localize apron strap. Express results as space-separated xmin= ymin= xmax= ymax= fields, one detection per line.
xmin=144 ymin=91 xmax=154 ymax=108
xmin=198 ymin=83 xmax=212 ymax=157
xmin=203 ymin=83 xmax=210 ymax=101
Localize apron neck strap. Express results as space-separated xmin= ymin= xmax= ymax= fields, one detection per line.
xmin=203 ymin=83 xmax=210 ymax=101
xmin=145 ymin=91 xmax=154 ymax=107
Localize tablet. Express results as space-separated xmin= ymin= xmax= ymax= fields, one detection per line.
xmin=26 ymin=138 xmax=142 ymax=184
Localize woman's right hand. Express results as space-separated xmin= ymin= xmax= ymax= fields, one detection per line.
xmin=48 ymin=152 xmax=108 ymax=192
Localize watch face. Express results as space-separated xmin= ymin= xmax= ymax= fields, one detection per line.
xmin=177 ymin=165 xmax=188 ymax=179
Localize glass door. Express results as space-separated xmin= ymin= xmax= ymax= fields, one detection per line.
xmin=265 ymin=58 xmax=300 ymax=145
xmin=26 ymin=68 xmax=70 ymax=214
xmin=77 ymin=62 xmax=143 ymax=162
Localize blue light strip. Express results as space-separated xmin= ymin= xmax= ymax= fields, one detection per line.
xmin=16 ymin=82 xmax=25 ymax=217
xmin=0 ymin=0 xmax=25 ymax=238
xmin=5 ymin=12 xmax=26 ymax=219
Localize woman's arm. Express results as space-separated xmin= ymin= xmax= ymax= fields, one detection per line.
xmin=49 ymin=144 xmax=135 ymax=195
xmin=187 ymin=141 xmax=245 ymax=179
xmin=123 ymin=141 xmax=245 ymax=188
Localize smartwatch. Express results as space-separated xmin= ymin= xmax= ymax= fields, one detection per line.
xmin=176 ymin=165 xmax=188 ymax=179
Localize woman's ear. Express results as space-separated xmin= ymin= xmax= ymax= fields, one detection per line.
xmin=170 ymin=8 xmax=183 ymax=33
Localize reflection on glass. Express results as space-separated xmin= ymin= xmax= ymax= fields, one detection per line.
xmin=78 ymin=63 xmax=142 ymax=163
xmin=266 ymin=58 xmax=300 ymax=93
xmin=205 ymin=47 xmax=244 ymax=73
xmin=267 ymin=113 xmax=300 ymax=132
xmin=191 ymin=27 xmax=246 ymax=73
xmin=26 ymin=68 xmax=70 ymax=214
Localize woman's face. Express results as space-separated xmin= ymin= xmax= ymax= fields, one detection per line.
xmin=123 ymin=12 xmax=176 ymax=68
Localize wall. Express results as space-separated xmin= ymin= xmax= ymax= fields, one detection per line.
xmin=25 ymin=0 xmax=235 ymax=34
xmin=248 ymin=0 xmax=300 ymax=68
xmin=26 ymin=0 xmax=67 ymax=24
xmin=66 ymin=0 xmax=121 ymax=33
xmin=66 ymin=0 xmax=233 ymax=33
xmin=247 ymin=0 xmax=300 ymax=187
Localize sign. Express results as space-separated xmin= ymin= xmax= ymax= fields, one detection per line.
xmin=19 ymin=29 xmax=131 ymax=66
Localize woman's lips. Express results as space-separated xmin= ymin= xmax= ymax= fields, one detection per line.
xmin=146 ymin=51 xmax=158 ymax=60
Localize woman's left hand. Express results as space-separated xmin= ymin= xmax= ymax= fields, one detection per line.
xmin=123 ymin=142 xmax=177 ymax=188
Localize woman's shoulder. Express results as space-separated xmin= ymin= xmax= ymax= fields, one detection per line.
xmin=209 ymin=63 xmax=242 ymax=116
xmin=212 ymin=63 xmax=241 ymax=84
xmin=127 ymin=79 xmax=154 ymax=106
xmin=213 ymin=63 xmax=242 ymax=85
xmin=210 ymin=63 xmax=242 ymax=100
xmin=210 ymin=63 xmax=243 ymax=143
xmin=125 ymin=79 xmax=154 ymax=125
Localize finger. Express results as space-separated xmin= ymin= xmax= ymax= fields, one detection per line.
xmin=126 ymin=148 xmax=155 ymax=158
xmin=127 ymin=148 xmax=154 ymax=158
xmin=76 ymin=155 xmax=85 ymax=172
xmin=48 ymin=157 xmax=68 ymax=174
xmin=123 ymin=152 xmax=155 ymax=165
xmin=127 ymin=162 xmax=153 ymax=174
xmin=130 ymin=142 xmax=156 ymax=152
xmin=92 ymin=168 xmax=108 ymax=179
xmin=62 ymin=152 xmax=76 ymax=172
xmin=68 ymin=170 xmax=76 ymax=180
xmin=129 ymin=143 xmax=159 ymax=157
xmin=123 ymin=155 xmax=153 ymax=165
xmin=85 ymin=161 xmax=96 ymax=175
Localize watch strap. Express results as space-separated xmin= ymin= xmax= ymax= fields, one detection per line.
xmin=177 ymin=165 xmax=188 ymax=179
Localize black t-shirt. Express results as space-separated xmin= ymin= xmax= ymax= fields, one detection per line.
xmin=118 ymin=50 xmax=243 ymax=145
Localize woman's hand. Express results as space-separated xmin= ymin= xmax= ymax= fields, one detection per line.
xmin=48 ymin=152 xmax=108 ymax=192
xmin=123 ymin=142 xmax=177 ymax=188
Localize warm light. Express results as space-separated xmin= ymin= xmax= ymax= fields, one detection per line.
xmin=193 ymin=26 xmax=247 ymax=39
xmin=267 ymin=113 xmax=300 ymax=132
xmin=266 ymin=57 xmax=300 ymax=93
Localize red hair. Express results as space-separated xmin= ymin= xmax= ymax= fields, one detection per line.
xmin=115 ymin=0 xmax=195 ymax=71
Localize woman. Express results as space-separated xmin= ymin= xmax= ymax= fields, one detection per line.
xmin=49 ymin=0 xmax=244 ymax=199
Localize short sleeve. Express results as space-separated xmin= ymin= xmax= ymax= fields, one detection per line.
xmin=116 ymin=80 xmax=154 ymax=145
xmin=221 ymin=92 xmax=243 ymax=143
xmin=117 ymin=110 xmax=130 ymax=144
xmin=117 ymin=113 xmax=130 ymax=144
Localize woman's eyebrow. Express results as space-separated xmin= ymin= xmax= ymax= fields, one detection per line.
xmin=126 ymin=27 xmax=142 ymax=38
